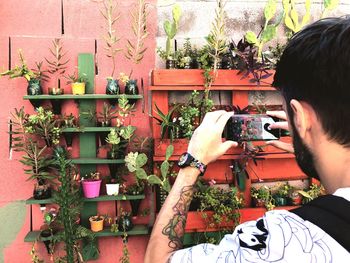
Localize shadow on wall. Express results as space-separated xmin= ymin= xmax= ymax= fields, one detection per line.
xmin=0 ymin=201 xmax=26 ymax=263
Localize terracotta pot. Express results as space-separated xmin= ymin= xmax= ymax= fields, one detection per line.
xmin=89 ymin=216 xmax=104 ymax=232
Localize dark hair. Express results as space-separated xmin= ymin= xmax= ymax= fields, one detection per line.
xmin=273 ymin=17 xmax=350 ymax=147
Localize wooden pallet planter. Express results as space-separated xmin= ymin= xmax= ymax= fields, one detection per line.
xmin=185 ymin=206 xmax=298 ymax=233
xmin=151 ymin=69 xmax=274 ymax=86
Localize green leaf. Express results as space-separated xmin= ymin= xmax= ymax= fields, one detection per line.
xmin=135 ymin=168 xmax=148 ymax=180
xmin=136 ymin=153 xmax=148 ymax=168
xmin=160 ymin=161 xmax=170 ymax=179
xmin=264 ymin=0 xmax=277 ymax=22
xmin=284 ymin=16 xmax=295 ymax=32
xmin=165 ymin=145 xmax=174 ymax=160
xmin=163 ymin=20 xmax=172 ymax=38
xmin=147 ymin=175 xmax=162 ymax=185
xmin=172 ymin=4 xmax=182 ymax=24
xmin=261 ymin=25 xmax=277 ymax=43
xmin=324 ymin=0 xmax=339 ymax=10
xmin=162 ymin=180 xmax=171 ymax=193
xmin=245 ymin=31 xmax=258 ymax=45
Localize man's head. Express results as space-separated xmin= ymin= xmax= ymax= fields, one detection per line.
xmin=273 ymin=17 xmax=350 ymax=180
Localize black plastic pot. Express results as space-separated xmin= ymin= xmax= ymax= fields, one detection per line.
xmin=48 ymin=88 xmax=64 ymax=115
xmin=63 ymin=133 xmax=74 ymax=148
xmin=97 ymin=121 xmax=111 ymax=146
xmin=125 ymin=79 xmax=139 ymax=105
xmin=106 ymin=78 xmax=120 ymax=106
xmin=40 ymin=229 xmax=54 ymax=254
xmin=129 ymin=199 xmax=142 ymax=217
xmin=33 ymin=184 xmax=52 ymax=200
xmin=27 ymin=79 xmax=43 ymax=110
xmin=118 ymin=215 xmax=133 ymax=232
xmin=166 ymin=59 xmax=176 ymax=69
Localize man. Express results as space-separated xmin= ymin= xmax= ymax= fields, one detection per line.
xmin=145 ymin=17 xmax=350 ymax=262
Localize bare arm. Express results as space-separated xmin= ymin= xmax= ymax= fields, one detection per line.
xmin=144 ymin=111 xmax=237 ymax=263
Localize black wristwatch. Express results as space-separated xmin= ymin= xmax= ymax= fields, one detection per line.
xmin=178 ymin=152 xmax=207 ymax=176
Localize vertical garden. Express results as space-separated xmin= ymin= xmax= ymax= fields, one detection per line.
xmin=0 ymin=0 xmax=345 ymax=262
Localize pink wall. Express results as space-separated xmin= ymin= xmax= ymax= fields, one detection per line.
xmin=0 ymin=0 xmax=157 ymax=262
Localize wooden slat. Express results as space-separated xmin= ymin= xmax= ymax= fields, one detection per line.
xmin=151 ymin=69 xmax=274 ymax=86
xmin=149 ymin=85 xmax=276 ymax=91
xmin=23 ymin=94 xmax=143 ymax=100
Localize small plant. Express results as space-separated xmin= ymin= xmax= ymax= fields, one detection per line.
xmin=0 ymin=50 xmax=42 ymax=82
xmin=151 ymin=103 xmax=179 ymax=142
xmin=62 ymin=113 xmax=77 ymax=128
xmin=100 ymin=0 xmax=122 ymax=78
xmin=106 ymin=125 xmax=136 ymax=159
xmin=25 ymin=107 xmax=62 ymax=146
xmin=125 ymin=0 xmax=149 ymax=65
xmin=65 ymin=71 xmax=87 ymax=84
xmin=163 ymin=4 xmax=182 ymax=59
xmin=82 ymin=172 xmax=101 ymax=181
xmin=251 ymin=185 xmax=275 ymax=210
xmin=274 ymin=182 xmax=292 ymax=198
xmin=195 ymin=186 xmax=244 ymax=232
xmin=245 ymin=0 xmax=282 ymax=60
xmin=45 ymin=38 xmax=70 ymax=90
xmin=298 ymin=183 xmax=325 ymax=204
xmin=125 ymin=145 xmax=174 ymax=192
xmin=282 ymin=0 xmax=311 ymax=35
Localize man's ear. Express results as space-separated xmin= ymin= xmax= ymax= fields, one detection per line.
xmin=290 ymin=99 xmax=310 ymax=139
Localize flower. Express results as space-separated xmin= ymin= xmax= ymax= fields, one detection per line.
xmin=118 ymin=72 xmax=130 ymax=84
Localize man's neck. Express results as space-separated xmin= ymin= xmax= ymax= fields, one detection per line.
xmin=315 ymin=140 xmax=350 ymax=194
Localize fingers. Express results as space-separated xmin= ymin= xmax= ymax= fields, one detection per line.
xmin=201 ymin=110 xmax=227 ymax=125
xmin=219 ymin=140 xmax=238 ymax=155
xmin=266 ymin=110 xmax=287 ymax=120
xmin=266 ymin=140 xmax=294 ymax=153
xmin=269 ymin=121 xmax=289 ymax=131
xmin=216 ymin=111 xmax=234 ymax=132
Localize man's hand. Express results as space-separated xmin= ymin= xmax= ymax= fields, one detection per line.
xmin=188 ymin=111 xmax=238 ymax=165
xmin=266 ymin=110 xmax=294 ymax=153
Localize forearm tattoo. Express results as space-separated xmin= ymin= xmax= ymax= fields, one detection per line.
xmin=162 ymin=185 xmax=195 ymax=250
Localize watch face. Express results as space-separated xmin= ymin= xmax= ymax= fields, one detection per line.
xmin=178 ymin=153 xmax=189 ymax=167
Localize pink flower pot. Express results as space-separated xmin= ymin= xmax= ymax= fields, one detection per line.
xmin=82 ymin=180 xmax=102 ymax=198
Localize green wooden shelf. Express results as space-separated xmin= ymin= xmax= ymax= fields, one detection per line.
xmin=62 ymin=126 xmax=135 ymax=133
xmin=26 ymin=194 xmax=145 ymax=205
xmin=63 ymin=127 xmax=113 ymax=132
xmin=95 ymin=225 xmax=149 ymax=237
xmin=71 ymin=158 xmax=125 ymax=164
xmin=23 ymin=94 xmax=143 ymax=100
xmin=24 ymin=225 xmax=148 ymax=242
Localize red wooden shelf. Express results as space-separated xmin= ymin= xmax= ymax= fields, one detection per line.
xmin=151 ymin=69 xmax=275 ymax=86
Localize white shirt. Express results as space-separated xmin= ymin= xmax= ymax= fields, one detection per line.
xmin=171 ymin=188 xmax=350 ymax=263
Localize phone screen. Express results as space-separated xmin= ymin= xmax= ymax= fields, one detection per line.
xmin=224 ymin=114 xmax=281 ymax=141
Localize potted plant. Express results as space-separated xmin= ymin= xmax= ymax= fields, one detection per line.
xmin=105 ymin=125 xmax=135 ymax=177
xmin=25 ymin=107 xmax=62 ymax=147
xmin=62 ymin=113 xmax=77 ymax=148
xmin=40 ymin=208 xmax=58 ymax=254
xmin=158 ymin=4 xmax=181 ymax=68
xmin=65 ymin=71 xmax=87 ymax=95
xmin=89 ymin=215 xmax=105 ymax=232
xmin=97 ymin=102 xmax=118 ymax=146
xmin=289 ymin=189 xmax=303 ymax=206
xmin=298 ymin=183 xmax=325 ymax=204
xmin=251 ymin=185 xmax=275 ymax=210
xmin=125 ymin=182 xmax=145 ymax=217
xmin=0 ymin=50 xmax=47 ymax=109
xmin=81 ymin=172 xmax=102 ymax=198
xmin=273 ymin=182 xmax=292 ymax=207
xmin=98 ymin=0 xmax=122 ymax=104
xmin=10 ymin=107 xmax=55 ymax=199
xmin=117 ymin=210 xmax=134 ymax=232
xmin=45 ymin=38 xmax=70 ymax=114
xmin=105 ymin=175 xmax=120 ymax=196
xmin=119 ymin=72 xmax=139 ymax=105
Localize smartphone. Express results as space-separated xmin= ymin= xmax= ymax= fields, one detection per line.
xmin=224 ymin=114 xmax=281 ymax=141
